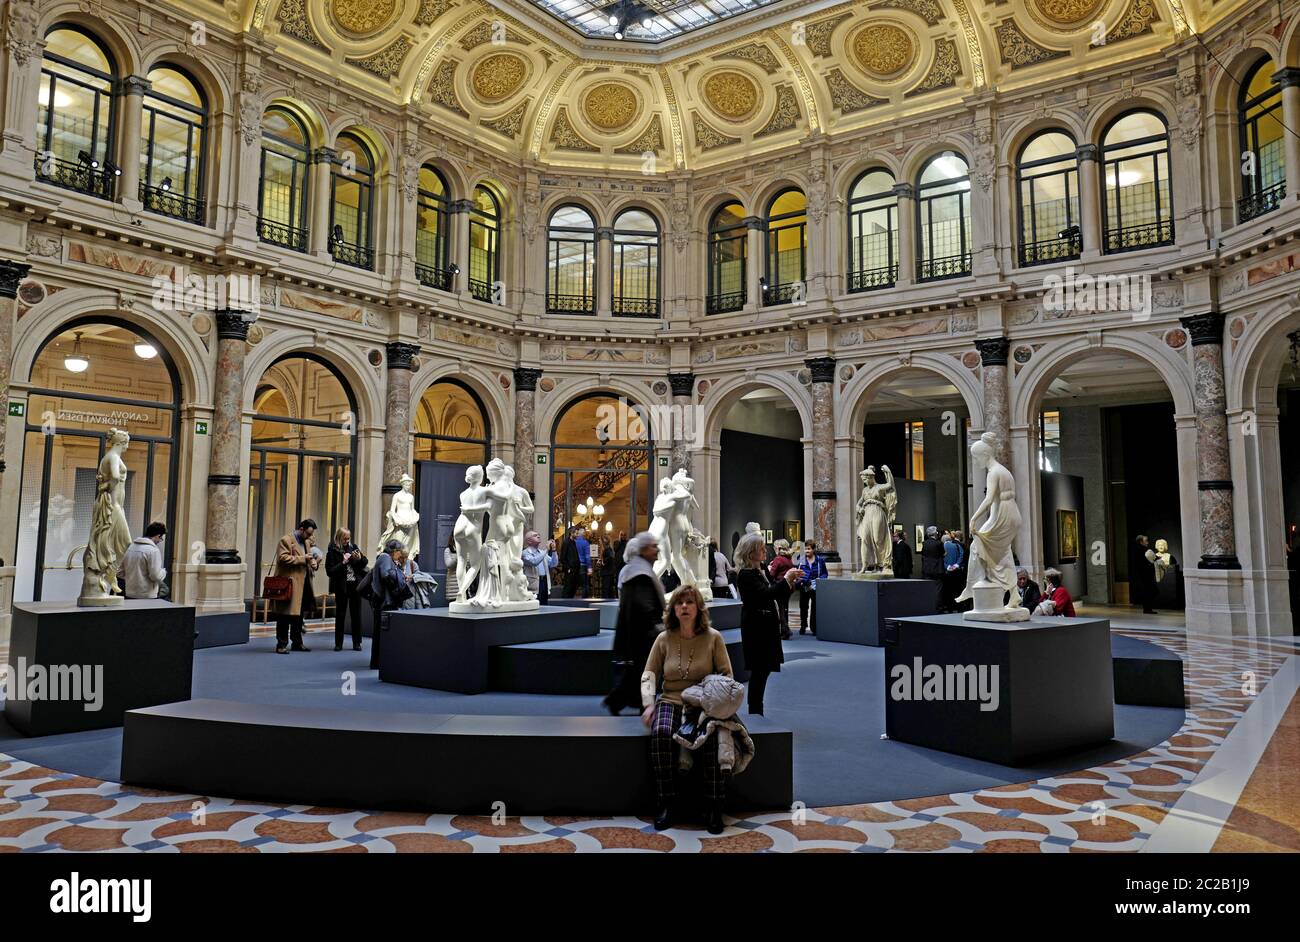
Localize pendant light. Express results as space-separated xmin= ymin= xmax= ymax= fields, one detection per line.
xmin=64 ymin=331 xmax=89 ymax=374
xmin=134 ymin=341 xmax=158 ymax=359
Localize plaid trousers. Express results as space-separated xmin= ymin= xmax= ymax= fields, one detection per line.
xmin=649 ymin=701 xmax=728 ymax=804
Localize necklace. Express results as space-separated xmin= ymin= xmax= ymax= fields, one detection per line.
xmin=676 ymin=630 xmax=696 ymax=680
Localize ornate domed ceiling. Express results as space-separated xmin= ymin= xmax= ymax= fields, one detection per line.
xmin=226 ymin=0 xmax=1204 ymax=170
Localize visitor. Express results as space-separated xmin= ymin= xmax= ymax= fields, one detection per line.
xmin=604 ymin=531 xmax=665 ymax=716
xmin=613 ymin=530 xmax=628 ymax=584
xmin=272 ymin=518 xmax=320 ymax=655
xmin=325 ymin=528 xmax=367 ymax=652
xmin=1037 ymin=568 xmax=1077 ymax=617
xmin=120 ymin=521 xmax=168 ymax=599
xmin=767 ymin=539 xmax=795 ymax=640
xmin=443 ymin=530 xmax=459 ymax=602
xmin=576 ymin=527 xmax=592 ymax=597
xmin=942 ymin=531 xmax=964 ymax=613
xmin=641 ymin=583 xmax=733 ymax=834
xmin=601 ymin=538 xmax=617 ymax=598
xmin=1015 ymin=567 xmax=1042 ymax=613
xmin=368 ymin=540 xmax=411 ymax=669
xmin=891 ymin=529 xmax=914 ymax=578
xmin=921 ymin=526 xmax=944 ymax=606
xmin=560 ymin=527 xmax=580 ymax=598
xmin=522 ymin=530 xmax=557 ymax=605
xmin=1132 ymin=534 xmax=1159 ymax=615
xmin=954 ymin=529 xmax=972 ymax=612
xmin=735 ymin=531 xmax=804 ymax=715
xmin=797 ymin=541 xmax=827 ymax=635
xmin=709 ymin=538 xmax=734 ymax=599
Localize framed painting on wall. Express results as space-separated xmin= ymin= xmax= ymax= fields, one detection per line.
xmin=915 ymin=525 xmax=925 ymax=548
xmin=783 ymin=520 xmax=801 ymax=543
xmin=1057 ymin=509 xmax=1079 ymax=562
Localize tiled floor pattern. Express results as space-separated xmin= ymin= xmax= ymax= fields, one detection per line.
xmin=1 ymin=629 xmax=1296 ymax=853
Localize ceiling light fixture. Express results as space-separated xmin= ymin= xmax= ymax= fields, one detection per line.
xmin=134 ymin=341 xmax=158 ymax=359
xmin=604 ymin=1 xmax=655 ymax=40
xmin=64 ymin=331 xmax=90 ymax=374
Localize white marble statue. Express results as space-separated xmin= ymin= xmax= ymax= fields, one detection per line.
xmin=745 ymin=521 xmax=761 ymax=536
xmin=649 ymin=477 xmax=676 ymax=576
xmin=1146 ymin=539 xmax=1173 ymax=584
xmin=377 ymin=473 xmax=420 ymax=560
xmin=449 ymin=458 xmax=539 ymax=613
xmin=79 ymin=428 xmax=132 ymax=607
xmin=956 ymin=432 xmax=1030 ymax=622
xmin=855 ymin=465 xmax=897 ymax=574
xmin=649 ymin=468 xmax=712 ymax=599
xmin=452 ymin=465 xmax=490 ymax=604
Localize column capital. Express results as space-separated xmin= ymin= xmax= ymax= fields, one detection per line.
xmin=1075 ymin=143 xmax=1100 ymax=162
xmin=596 ymin=226 xmax=614 ymax=241
xmin=386 ymin=341 xmax=420 ymax=370
xmin=743 ymin=215 xmax=764 ymax=230
xmin=213 ymin=309 xmax=253 ymax=341
xmin=668 ymin=372 xmax=695 ymax=397
xmin=513 ymin=366 xmax=542 ymax=391
xmin=120 ymin=75 xmax=152 ymax=96
xmin=804 ymin=356 xmax=836 ymax=383
xmin=1179 ymin=312 xmax=1225 ymax=346
xmin=974 ymin=336 xmax=1011 ymax=366
xmin=0 ymin=259 xmax=32 ymax=299
xmin=450 ymin=198 xmax=475 ymax=214
xmin=891 ymin=182 xmax=916 ymax=199
xmin=311 ymin=146 xmax=338 ymax=165
xmin=1273 ymin=67 xmax=1300 ymax=90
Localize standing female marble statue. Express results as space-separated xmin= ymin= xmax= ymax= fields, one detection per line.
xmin=377 ymin=473 xmax=420 ymax=560
xmin=79 ymin=428 xmax=132 ymax=606
xmin=666 ymin=468 xmax=701 ymax=587
xmin=452 ymin=465 xmax=490 ymax=603
xmin=855 ymin=465 xmax=897 ymax=574
xmin=955 ymin=432 xmax=1029 ymax=621
xmin=649 ymin=477 xmax=676 ymax=577
xmin=451 ymin=458 xmax=539 ymax=612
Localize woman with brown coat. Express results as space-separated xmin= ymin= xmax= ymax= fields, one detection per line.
xmin=272 ymin=518 xmax=320 ymax=654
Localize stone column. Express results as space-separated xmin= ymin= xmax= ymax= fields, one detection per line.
xmin=596 ymin=227 xmax=613 ymax=316
xmin=1274 ymin=69 xmax=1300 ymax=206
xmin=1076 ymin=144 xmax=1102 ymax=256
xmin=0 ymin=260 xmax=31 ymax=478
xmin=382 ymin=342 xmax=420 ymax=498
xmin=203 ymin=310 xmax=251 ymax=564
xmin=1180 ymin=312 xmax=1240 ymax=569
xmin=744 ymin=216 xmax=764 ymax=310
xmin=513 ymin=367 xmax=541 ymax=498
xmin=805 ymin=356 xmax=839 ymax=562
xmin=975 ymin=337 xmax=1011 ymax=469
xmin=117 ymin=75 xmax=150 ymax=208
xmin=893 ymin=183 xmax=915 ymax=287
xmin=451 ymin=198 xmax=474 ymax=295
xmin=309 ymin=146 xmax=336 ymax=257
xmin=668 ymin=372 xmax=695 ymax=475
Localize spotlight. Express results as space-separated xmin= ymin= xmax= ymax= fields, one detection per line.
xmin=642 ymin=16 xmax=653 ymax=29
xmin=104 ymin=160 xmax=122 ymax=177
xmin=159 ymin=177 xmax=173 ymax=192
xmin=608 ymin=13 xmax=619 ymax=25
xmin=449 ymin=263 xmax=461 ymax=276
xmin=77 ymin=150 xmax=99 ymax=169
xmin=332 ymin=224 xmax=345 ymax=244
xmin=614 ymin=29 xmax=623 ymax=39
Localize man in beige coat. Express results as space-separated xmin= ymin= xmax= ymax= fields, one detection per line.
xmin=272 ymin=518 xmax=320 ymax=654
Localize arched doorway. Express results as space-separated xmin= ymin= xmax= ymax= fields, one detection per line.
xmin=245 ymin=355 xmax=357 ymax=599
xmin=714 ymin=386 xmax=806 ymax=553
xmin=15 ymin=319 xmax=180 ymax=602
xmin=412 ymin=378 xmax=491 ymax=574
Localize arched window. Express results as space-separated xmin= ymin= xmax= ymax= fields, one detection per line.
xmin=764 ymin=189 xmax=807 ymax=306
xmin=1017 ymin=131 xmax=1081 ymax=266
xmin=1101 ymin=110 xmax=1173 ymax=253
xmin=612 ymin=209 xmax=660 ymax=318
xmin=36 ymin=27 xmax=119 ymax=198
xmin=416 ymin=165 xmax=453 ymax=290
xmin=707 ymin=201 xmax=747 ymax=314
xmin=916 ymin=153 xmax=972 ymax=281
xmin=414 ymin=380 xmax=490 ymax=464
xmin=547 ymin=204 xmax=596 ymax=315
xmin=258 ymin=106 xmax=311 ymax=251
xmin=330 ymin=132 xmax=375 ymax=270
xmin=847 ymin=169 xmax=898 ymax=291
xmin=1238 ymin=58 xmax=1286 ymax=222
xmin=469 ymin=184 xmax=501 ymax=304
xmin=550 ymin=393 xmax=653 ymax=540
xmin=140 ymin=66 xmax=207 ymax=224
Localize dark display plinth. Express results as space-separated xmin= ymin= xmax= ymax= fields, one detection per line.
xmin=883 ymin=613 xmax=1114 ymax=765
xmin=195 ymin=611 xmax=249 ymax=648
xmin=122 ymin=699 xmax=793 ymax=814
xmin=1111 ymin=634 xmax=1185 ymax=707
xmin=817 ymin=577 xmax=939 ymax=645
xmin=593 ymin=597 xmax=742 ymax=631
xmin=379 ymin=605 xmax=600 ymax=694
xmin=5 ymin=600 xmax=194 ymax=736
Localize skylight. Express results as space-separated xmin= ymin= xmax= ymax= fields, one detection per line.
xmin=528 ymin=0 xmax=789 ymax=43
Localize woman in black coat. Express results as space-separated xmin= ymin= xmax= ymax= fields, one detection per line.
xmin=325 ymin=528 xmax=367 ymax=651
xmin=603 ymin=532 xmax=667 ymax=715
xmin=733 ymin=531 xmax=804 ymax=715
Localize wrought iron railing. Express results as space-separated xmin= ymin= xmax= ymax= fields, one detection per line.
xmin=764 ymin=282 xmax=801 ymax=306
xmin=140 ymin=182 xmax=205 ymax=225
xmin=330 ymin=239 xmax=374 ymax=271
xmin=470 ymin=278 xmax=495 ymax=304
xmin=1238 ymin=180 xmax=1286 ymax=224
xmin=1019 ymin=234 xmax=1081 ymax=267
xmin=918 ymin=252 xmax=972 ymax=281
xmin=847 ymin=265 xmax=896 ymax=292
xmin=547 ymin=293 xmax=593 ymax=315
xmin=706 ymin=290 xmax=745 ymax=314
xmin=551 ymin=441 xmax=651 ymax=526
xmin=1104 ymin=220 xmax=1174 ymax=254
xmin=35 ymin=155 xmax=115 ymax=199
xmin=613 ymin=297 xmax=660 ymax=317
xmin=257 ymin=217 xmax=308 ymax=252
xmin=415 ymin=262 xmax=454 ymax=292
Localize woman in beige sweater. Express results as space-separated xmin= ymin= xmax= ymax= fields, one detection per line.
xmin=640 ymin=584 xmax=733 ymax=834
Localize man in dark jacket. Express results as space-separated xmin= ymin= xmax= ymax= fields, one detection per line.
xmin=920 ymin=526 xmax=945 ymax=610
xmin=1131 ymin=535 xmax=1158 ymax=614
xmin=560 ymin=528 xmax=581 ymax=598
xmin=891 ymin=530 xmax=914 ymax=578
xmin=603 ymin=533 xmax=665 ymax=715
xmin=368 ymin=541 xmax=409 ymax=670
xmin=1015 ymin=567 xmax=1042 ymax=613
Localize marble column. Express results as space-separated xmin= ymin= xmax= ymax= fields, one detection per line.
xmin=203 ymin=310 xmax=251 ymax=564
xmin=668 ymin=372 xmax=695 ymax=475
xmin=513 ymin=367 xmax=542 ymax=498
xmin=1180 ymin=312 xmax=1240 ymax=569
xmin=0 ymin=260 xmax=31 ymax=478
xmin=744 ymin=216 xmax=764 ymax=310
xmin=893 ymin=183 xmax=915 ymax=287
xmin=116 ymin=75 xmax=150 ymax=207
xmin=596 ymin=227 xmax=613 ymax=317
xmin=309 ymin=147 xmax=337 ymax=257
xmin=383 ymin=342 xmax=420 ymax=497
xmin=975 ymin=337 xmax=1012 ymax=470
xmin=451 ymin=198 xmax=474 ymax=295
xmin=805 ymin=356 xmax=839 ymax=562
xmin=1076 ymin=144 xmax=1102 ymax=256
xmin=1274 ymin=69 xmax=1300 ymax=205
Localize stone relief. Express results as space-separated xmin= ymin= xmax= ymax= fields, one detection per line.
xmin=481 ymin=100 xmax=531 ymax=140
xmin=994 ymin=19 xmax=1068 ymax=69
xmin=276 ymin=0 xmax=329 ymax=51
xmin=702 ymin=71 xmax=760 ymax=122
xmin=870 ymin=0 xmax=944 ymax=28
xmin=825 ymin=69 xmax=888 ymax=116
xmin=26 ymin=234 xmax=61 ymax=258
xmin=714 ymin=42 xmax=782 ymax=75
xmin=346 ymin=36 xmax=413 ymax=79
xmin=853 ymin=23 xmax=916 ymax=79
xmin=692 ymin=113 xmax=741 ymax=151
xmin=755 ymin=85 xmax=801 ymax=139
xmin=550 ymin=108 xmax=600 ymax=152
xmin=6 ymin=0 xmax=41 ymax=67
xmin=804 ymin=14 xmax=853 ymax=58
xmin=429 ymin=60 xmax=469 ymax=116
xmin=616 ymin=116 xmax=665 ymax=155
xmin=905 ymin=39 xmax=962 ymax=98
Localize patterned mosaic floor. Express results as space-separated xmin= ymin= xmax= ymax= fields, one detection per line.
xmin=1 ymin=624 xmax=1297 ymax=853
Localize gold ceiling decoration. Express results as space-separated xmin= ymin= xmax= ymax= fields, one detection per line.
xmin=702 ymin=70 xmax=760 ymax=122
xmin=472 ymin=53 xmax=529 ymax=103
xmin=1026 ymin=0 xmax=1109 ymax=32
xmin=329 ymin=0 xmax=401 ymax=38
xmin=853 ymin=23 xmax=916 ymax=79
xmin=582 ymin=83 xmax=639 ymax=132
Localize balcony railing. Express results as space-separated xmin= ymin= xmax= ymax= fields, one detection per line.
xmin=330 ymin=239 xmax=374 ymax=271
xmin=763 ymin=282 xmax=802 ymax=306
xmin=613 ymin=297 xmax=660 ymax=318
xmin=257 ymin=217 xmax=308 ymax=253
xmin=547 ymin=293 xmax=593 ymax=315
xmin=415 ymin=262 xmax=454 ymax=292
xmin=470 ymin=278 xmax=496 ymax=304
xmin=140 ymin=182 xmax=205 ymax=225
xmin=848 ymin=265 xmax=897 ymax=292
xmin=706 ymin=290 xmax=745 ymax=315
xmin=1019 ymin=233 xmax=1081 ymax=268
xmin=918 ymin=252 xmax=972 ymax=282
xmin=1238 ymin=180 xmax=1286 ymax=224
xmin=35 ymin=155 xmax=115 ymax=200
xmin=1104 ymin=219 xmax=1174 ymax=254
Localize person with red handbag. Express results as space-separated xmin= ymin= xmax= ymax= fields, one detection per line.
xmin=270 ymin=518 xmax=320 ymax=654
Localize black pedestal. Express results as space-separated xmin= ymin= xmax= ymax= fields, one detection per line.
xmin=4 ymin=600 xmax=195 ymax=736
xmin=379 ymin=605 xmax=601 ymax=694
xmin=882 ymin=613 xmax=1114 ymax=765
xmin=817 ymin=577 xmax=939 ymax=645
xmin=194 ymin=611 xmax=249 ymax=648
xmin=593 ymin=597 xmax=742 ymax=630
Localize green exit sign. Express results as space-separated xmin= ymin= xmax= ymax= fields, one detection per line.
xmin=658 ymin=456 xmax=669 ymax=467
xmin=195 ymin=421 xmax=209 ymax=435
xmin=536 ymin=454 xmax=547 ymax=464
xmin=8 ymin=402 xmax=24 ymax=417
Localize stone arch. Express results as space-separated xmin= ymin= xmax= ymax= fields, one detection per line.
xmin=1084 ymin=95 xmax=1176 ymax=145
xmin=537 ymin=376 xmax=665 ymax=441
xmin=700 ymin=372 xmax=812 ymax=444
xmin=38 ymin=5 xmax=140 ymax=77
xmin=696 ymin=193 xmax=748 ymax=232
xmin=752 ymin=177 xmax=808 ymax=217
xmin=834 ymin=159 xmax=902 ymax=201
xmin=138 ymin=46 xmax=231 ymax=116
xmin=1003 ymin=117 xmax=1085 ymax=168
xmin=410 ymin=362 xmax=510 ymax=450
xmin=838 ymin=354 xmax=985 ymax=439
xmin=900 ymin=141 xmax=972 ymax=184
xmin=240 ymin=331 xmax=382 ymax=428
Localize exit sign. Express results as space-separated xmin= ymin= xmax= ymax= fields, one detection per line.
xmin=658 ymin=456 xmax=669 ymax=467
xmin=536 ymin=454 xmax=547 ymax=464
xmin=8 ymin=402 xmax=24 ymax=417
xmin=195 ymin=421 xmax=209 ymax=435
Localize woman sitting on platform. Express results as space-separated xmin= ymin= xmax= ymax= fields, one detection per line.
xmin=642 ymin=583 xmax=733 ymax=834
xmin=1035 ymin=568 xmax=1077 ymax=618
xmin=603 ymin=532 xmax=665 ymax=716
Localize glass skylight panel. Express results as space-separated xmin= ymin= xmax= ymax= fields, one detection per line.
xmin=525 ymin=0 xmax=786 ymax=42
